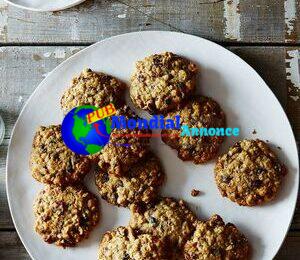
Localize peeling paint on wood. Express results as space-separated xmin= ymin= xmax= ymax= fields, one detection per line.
xmin=71 ymin=23 xmax=80 ymax=41
xmin=286 ymin=49 xmax=300 ymax=101
xmin=42 ymin=49 xmax=66 ymax=59
xmin=0 ymin=2 xmax=8 ymax=42
xmin=53 ymin=49 xmax=66 ymax=59
xmin=117 ymin=13 xmax=127 ymax=18
xmin=69 ymin=47 xmax=81 ymax=55
xmin=284 ymin=0 xmax=297 ymax=42
xmin=223 ymin=0 xmax=241 ymax=41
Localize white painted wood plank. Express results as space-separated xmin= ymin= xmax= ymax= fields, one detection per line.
xmin=0 ymin=0 xmax=298 ymax=43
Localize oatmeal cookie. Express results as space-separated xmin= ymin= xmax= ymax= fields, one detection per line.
xmin=214 ymin=139 xmax=287 ymax=206
xmin=96 ymin=106 xmax=152 ymax=176
xmin=34 ymin=185 xmax=100 ymax=247
xmin=98 ymin=226 xmax=170 ymax=260
xmin=184 ymin=215 xmax=250 ymax=260
xmin=129 ymin=197 xmax=197 ymax=251
xmin=95 ymin=152 xmax=164 ymax=207
xmin=130 ymin=52 xmax=198 ymax=114
xmin=61 ymin=68 xmax=126 ymax=114
xmin=30 ymin=125 xmax=91 ymax=186
xmin=161 ymin=96 xmax=226 ymax=164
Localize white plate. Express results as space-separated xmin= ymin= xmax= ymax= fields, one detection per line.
xmin=6 ymin=31 xmax=299 ymax=260
xmin=4 ymin=0 xmax=86 ymax=12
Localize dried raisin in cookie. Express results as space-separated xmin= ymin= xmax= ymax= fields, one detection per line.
xmin=129 ymin=197 xmax=197 ymax=253
xmin=61 ymin=68 xmax=126 ymax=114
xmin=30 ymin=125 xmax=91 ymax=186
xmin=98 ymin=226 xmax=170 ymax=260
xmin=162 ymin=96 xmax=226 ymax=164
xmin=34 ymin=185 xmax=99 ymax=247
xmin=130 ymin=52 xmax=198 ymax=114
xmin=214 ymin=139 xmax=287 ymax=206
xmin=95 ymin=152 xmax=164 ymax=207
xmin=96 ymin=106 xmax=151 ymax=176
xmin=184 ymin=215 xmax=250 ymax=260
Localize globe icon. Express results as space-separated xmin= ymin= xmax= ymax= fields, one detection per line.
xmin=61 ymin=105 xmax=111 ymax=155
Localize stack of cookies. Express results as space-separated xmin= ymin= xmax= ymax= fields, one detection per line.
xmin=29 ymin=52 xmax=287 ymax=260
xmin=30 ymin=68 xmax=129 ymax=247
xmin=30 ymin=124 xmax=100 ymax=247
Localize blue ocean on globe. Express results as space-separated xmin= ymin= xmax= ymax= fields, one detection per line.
xmin=61 ymin=105 xmax=111 ymax=155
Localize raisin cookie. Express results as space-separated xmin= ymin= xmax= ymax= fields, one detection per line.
xmin=30 ymin=125 xmax=91 ymax=186
xmin=98 ymin=226 xmax=170 ymax=260
xmin=61 ymin=68 xmax=126 ymax=114
xmin=130 ymin=52 xmax=198 ymax=114
xmin=162 ymin=96 xmax=226 ymax=164
xmin=215 ymin=139 xmax=287 ymax=206
xmin=96 ymin=106 xmax=151 ymax=176
xmin=95 ymin=152 xmax=164 ymax=207
xmin=129 ymin=197 xmax=197 ymax=252
xmin=34 ymin=185 xmax=100 ymax=247
xmin=184 ymin=215 xmax=250 ymax=260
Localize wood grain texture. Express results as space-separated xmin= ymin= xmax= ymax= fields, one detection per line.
xmin=0 ymin=0 xmax=173 ymax=44
xmin=0 ymin=232 xmax=31 ymax=260
xmin=106 ymin=0 xmax=300 ymax=43
xmin=0 ymin=0 xmax=299 ymax=44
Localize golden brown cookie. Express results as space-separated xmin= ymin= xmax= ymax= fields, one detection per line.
xmin=130 ymin=52 xmax=198 ymax=114
xmin=95 ymin=152 xmax=164 ymax=207
xmin=61 ymin=68 xmax=126 ymax=114
xmin=98 ymin=226 xmax=170 ymax=260
xmin=30 ymin=125 xmax=91 ymax=186
xmin=96 ymin=106 xmax=151 ymax=176
xmin=184 ymin=215 xmax=250 ymax=260
xmin=162 ymin=96 xmax=226 ymax=164
xmin=215 ymin=139 xmax=287 ymax=206
xmin=34 ymin=185 xmax=100 ymax=247
xmin=129 ymin=197 xmax=197 ymax=254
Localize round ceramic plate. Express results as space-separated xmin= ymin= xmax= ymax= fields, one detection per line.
xmin=4 ymin=0 xmax=86 ymax=12
xmin=7 ymin=31 xmax=299 ymax=260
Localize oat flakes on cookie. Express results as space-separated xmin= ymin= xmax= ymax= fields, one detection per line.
xmin=129 ymin=197 xmax=197 ymax=254
xmin=95 ymin=151 xmax=164 ymax=207
xmin=61 ymin=68 xmax=126 ymax=114
xmin=96 ymin=106 xmax=152 ymax=176
xmin=215 ymin=139 xmax=287 ymax=206
xmin=34 ymin=185 xmax=99 ymax=247
xmin=161 ymin=96 xmax=226 ymax=164
xmin=30 ymin=125 xmax=91 ymax=186
xmin=130 ymin=52 xmax=198 ymax=114
xmin=184 ymin=214 xmax=250 ymax=260
xmin=98 ymin=226 xmax=170 ymax=260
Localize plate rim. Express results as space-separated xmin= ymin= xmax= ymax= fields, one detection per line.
xmin=6 ymin=31 xmax=299 ymax=260
xmin=3 ymin=0 xmax=86 ymax=12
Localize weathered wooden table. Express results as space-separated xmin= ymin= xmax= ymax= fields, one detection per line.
xmin=0 ymin=0 xmax=299 ymax=259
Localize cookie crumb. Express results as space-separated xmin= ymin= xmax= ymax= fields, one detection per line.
xmin=191 ymin=189 xmax=200 ymax=197
xmin=277 ymin=146 xmax=282 ymax=150
xmin=252 ymin=129 xmax=257 ymax=134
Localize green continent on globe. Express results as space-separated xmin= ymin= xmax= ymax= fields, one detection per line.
xmin=86 ymin=144 xmax=102 ymax=154
xmin=72 ymin=114 xmax=92 ymax=146
xmin=103 ymin=117 xmax=112 ymax=135
xmin=71 ymin=106 xmax=111 ymax=155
